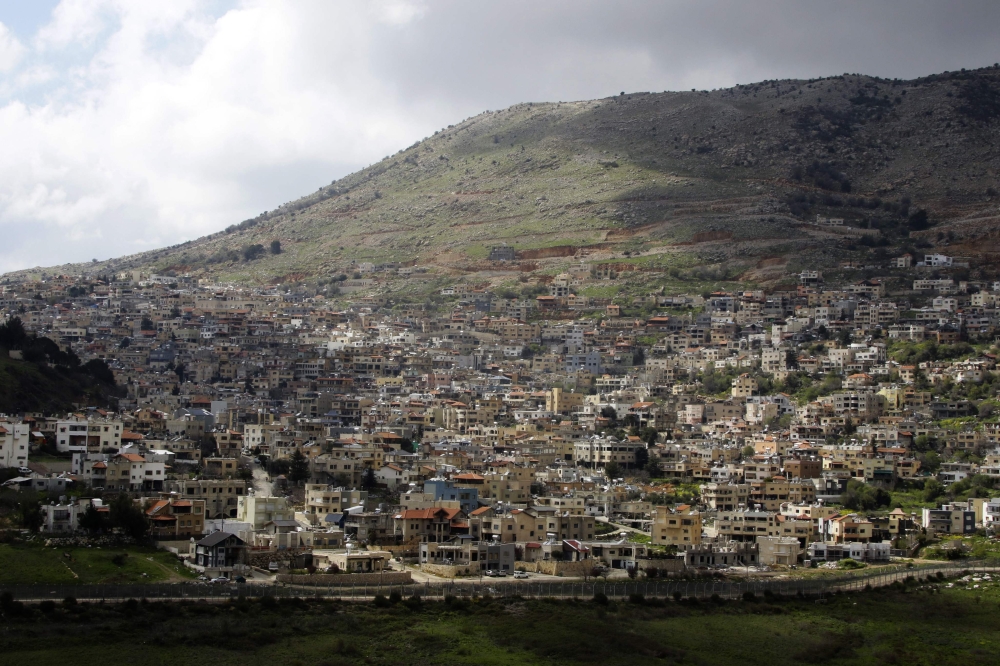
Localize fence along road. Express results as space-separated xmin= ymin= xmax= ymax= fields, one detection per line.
xmin=4 ymin=560 xmax=996 ymax=604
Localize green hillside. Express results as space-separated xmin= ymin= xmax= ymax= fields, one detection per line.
xmin=0 ymin=320 xmax=118 ymax=413
xmin=11 ymin=66 xmax=1000 ymax=287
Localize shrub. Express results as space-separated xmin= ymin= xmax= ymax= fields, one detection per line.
xmin=388 ymin=590 xmax=402 ymax=604
xmin=373 ymin=594 xmax=390 ymax=608
xmin=742 ymin=591 xmax=757 ymax=602
xmin=242 ymin=244 xmax=266 ymax=261
xmin=837 ymin=558 xmax=865 ymax=570
xmin=628 ymin=593 xmax=645 ymax=605
xmin=592 ymin=592 xmax=609 ymax=605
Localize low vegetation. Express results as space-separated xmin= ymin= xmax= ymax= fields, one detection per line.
xmin=0 ymin=581 xmax=997 ymax=665
xmin=0 ymin=540 xmax=193 ymax=585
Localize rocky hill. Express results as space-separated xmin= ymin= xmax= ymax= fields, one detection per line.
xmin=10 ymin=65 xmax=1000 ymax=291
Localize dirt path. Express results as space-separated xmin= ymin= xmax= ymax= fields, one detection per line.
xmin=144 ymin=556 xmax=190 ymax=583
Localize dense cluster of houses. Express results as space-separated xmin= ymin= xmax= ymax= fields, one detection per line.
xmin=2 ymin=252 xmax=1000 ymax=577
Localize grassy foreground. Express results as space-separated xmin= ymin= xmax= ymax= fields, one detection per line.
xmin=0 ymin=542 xmax=194 ymax=584
xmin=1 ymin=579 xmax=999 ymax=665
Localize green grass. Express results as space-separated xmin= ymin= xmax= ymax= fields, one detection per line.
xmin=2 ymin=582 xmax=1000 ymax=665
xmin=0 ymin=542 xmax=194 ymax=585
xmin=924 ymin=536 xmax=1000 ymax=561
xmin=889 ymin=489 xmax=938 ymax=513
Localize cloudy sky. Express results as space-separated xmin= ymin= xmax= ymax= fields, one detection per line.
xmin=0 ymin=0 xmax=996 ymax=273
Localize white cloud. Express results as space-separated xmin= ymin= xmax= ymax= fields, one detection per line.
xmin=0 ymin=21 xmax=25 ymax=71
xmin=0 ymin=0 xmax=443 ymax=272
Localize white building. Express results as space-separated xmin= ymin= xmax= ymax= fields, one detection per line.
xmin=0 ymin=421 xmax=30 ymax=469
xmin=55 ymin=418 xmax=123 ymax=453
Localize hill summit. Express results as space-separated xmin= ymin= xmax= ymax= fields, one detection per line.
xmin=11 ymin=65 xmax=1000 ymax=292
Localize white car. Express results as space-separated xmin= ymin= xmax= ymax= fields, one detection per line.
xmin=513 ymin=571 xmax=529 ymax=579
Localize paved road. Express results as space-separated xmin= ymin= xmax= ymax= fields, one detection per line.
xmin=252 ymin=463 xmax=273 ymax=497
xmin=11 ymin=561 xmax=987 ymax=603
xmin=598 ymin=517 xmax=648 ymax=535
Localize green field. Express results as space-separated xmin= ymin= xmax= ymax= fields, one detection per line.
xmin=0 ymin=542 xmax=194 ymax=585
xmin=1 ymin=579 xmax=998 ymax=665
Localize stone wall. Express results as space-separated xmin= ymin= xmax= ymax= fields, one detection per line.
xmin=515 ymin=560 xmax=592 ymax=577
xmin=419 ymin=563 xmax=480 ymax=578
xmin=277 ymin=571 xmax=412 ymax=586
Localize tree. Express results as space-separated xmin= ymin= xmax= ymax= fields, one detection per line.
xmin=109 ymin=494 xmax=148 ymax=540
xmin=268 ymin=458 xmax=290 ymax=477
xmin=633 ymin=446 xmax=649 ymax=470
xmin=919 ymin=451 xmax=942 ymax=475
xmin=840 ymin=480 xmax=890 ymax=512
xmin=923 ymin=478 xmax=945 ymax=503
xmin=907 ymin=209 xmax=930 ymax=231
xmin=604 ymin=461 xmax=622 ymax=480
xmin=270 ymin=240 xmax=282 ymax=255
xmin=119 ymin=336 xmax=131 ymax=349
xmin=243 ymin=244 xmax=266 ymax=261
xmin=140 ymin=316 xmax=154 ymax=331
xmin=289 ymin=449 xmax=310 ymax=485
xmin=913 ymin=435 xmax=938 ymax=453
xmin=632 ymin=347 xmax=645 ymax=365
xmin=740 ymin=445 xmax=756 ymax=460
xmin=78 ymin=503 xmax=110 ymax=534
xmin=362 ymin=466 xmax=377 ymax=490
xmin=0 ymin=316 xmax=28 ymax=349
xmin=17 ymin=497 xmax=43 ymax=533
xmin=600 ymin=406 xmax=618 ymax=427
xmin=644 ymin=455 xmax=662 ymax=477
xmin=174 ymin=362 xmax=186 ymax=384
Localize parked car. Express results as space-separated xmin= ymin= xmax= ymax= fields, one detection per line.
xmin=233 ymin=576 xmax=246 ymax=583
xmin=484 ymin=570 xmax=497 ymax=577
xmin=496 ymin=569 xmax=508 ymax=577
xmin=210 ymin=577 xmax=230 ymax=584
xmin=513 ymin=571 xmax=529 ymax=579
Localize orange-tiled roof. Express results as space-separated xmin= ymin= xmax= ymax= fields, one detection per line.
xmin=393 ymin=507 xmax=461 ymax=520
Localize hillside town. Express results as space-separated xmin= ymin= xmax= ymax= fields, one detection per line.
xmin=2 ymin=248 xmax=1000 ymax=581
